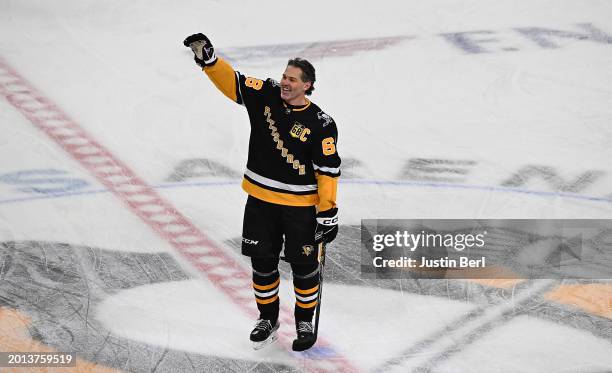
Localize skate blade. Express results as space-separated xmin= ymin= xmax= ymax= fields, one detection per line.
xmin=252 ymin=331 xmax=278 ymax=350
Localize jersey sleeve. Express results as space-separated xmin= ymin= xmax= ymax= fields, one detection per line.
xmin=203 ymin=58 xmax=241 ymax=103
xmin=312 ymin=119 xmax=341 ymax=212
xmin=203 ymin=58 xmax=278 ymax=107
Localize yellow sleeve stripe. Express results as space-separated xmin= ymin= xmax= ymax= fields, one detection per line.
xmin=253 ymin=278 xmax=280 ymax=291
xmin=294 ymin=284 xmax=319 ymax=295
xmin=256 ymin=295 xmax=279 ymax=304
xmin=296 ymin=300 xmax=318 ymax=308
xmin=203 ymin=58 xmax=238 ymax=102
xmin=315 ymin=173 xmax=338 ymax=212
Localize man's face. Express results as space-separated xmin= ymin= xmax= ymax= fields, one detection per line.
xmin=280 ymin=65 xmax=311 ymax=103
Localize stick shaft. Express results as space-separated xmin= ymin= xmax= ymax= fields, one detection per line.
xmin=313 ymin=242 xmax=326 ymax=338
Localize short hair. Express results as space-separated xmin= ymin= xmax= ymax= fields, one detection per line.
xmin=287 ymin=58 xmax=315 ymax=95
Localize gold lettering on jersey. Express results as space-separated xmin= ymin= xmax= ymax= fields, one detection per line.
xmin=263 ymin=107 xmax=307 ymax=176
xmin=299 ymin=128 xmax=311 ymax=142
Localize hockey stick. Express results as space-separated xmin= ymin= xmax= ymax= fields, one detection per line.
xmin=291 ymin=241 xmax=327 ymax=351
xmin=313 ymin=241 xmax=327 ymax=340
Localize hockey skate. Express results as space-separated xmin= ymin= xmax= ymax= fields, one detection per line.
xmin=250 ymin=319 xmax=279 ymax=350
xmin=292 ymin=321 xmax=317 ymax=351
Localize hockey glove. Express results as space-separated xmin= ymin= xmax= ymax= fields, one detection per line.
xmin=183 ymin=33 xmax=217 ymax=67
xmin=315 ymin=208 xmax=338 ymax=244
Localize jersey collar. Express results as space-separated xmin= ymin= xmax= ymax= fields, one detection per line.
xmin=283 ymin=98 xmax=311 ymax=112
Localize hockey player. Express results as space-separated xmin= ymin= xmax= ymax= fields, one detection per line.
xmin=183 ymin=34 xmax=341 ymax=351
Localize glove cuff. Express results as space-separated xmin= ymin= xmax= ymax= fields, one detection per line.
xmin=203 ymin=52 xmax=217 ymax=66
xmin=196 ymin=57 xmax=218 ymax=69
xmin=316 ymin=208 xmax=338 ymax=225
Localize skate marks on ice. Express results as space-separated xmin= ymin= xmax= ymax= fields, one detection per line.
xmin=0 ymin=241 xmax=295 ymax=372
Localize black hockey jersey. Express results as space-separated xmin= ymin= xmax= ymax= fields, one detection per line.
xmin=203 ymin=58 xmax=340 ymax=212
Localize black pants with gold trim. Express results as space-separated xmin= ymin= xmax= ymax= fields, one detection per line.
xmin=242 ymin=195 xmax=318 ymax=264
xmin=251 ymin=257 xmax=320 ymax=324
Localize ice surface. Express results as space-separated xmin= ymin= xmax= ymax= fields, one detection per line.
xmin=1 ymin=0 xmax=611 ymax=372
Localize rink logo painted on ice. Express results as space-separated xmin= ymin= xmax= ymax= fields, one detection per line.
xmin=0 ymin=241 xmax=296 ymax=372
xmin=440 ymin=23 xmax=612 ymax=54
xmin=219 ymin=36 xmax=414 ymax=65
xmin=1 ymin=160 xmax=609 ymax=203
xmin=219 ymin=23 xmax=612 ymax=65
xmin=162 ymin=157 xmax=609 ymax=196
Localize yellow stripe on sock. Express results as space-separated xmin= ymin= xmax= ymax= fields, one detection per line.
xmin=253 ymin=278 xmax=280 ymax=291
xmin=294 ymin=284 xmax=319 ymax=295
xmin=296 ymin=300 xmax=318 ymax=308
xmin=255 ymin=295 xmax=279 ymax=305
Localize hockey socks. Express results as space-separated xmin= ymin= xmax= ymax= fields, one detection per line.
xmin=291 ymin=262 xmax=320 ymax=322
xmin=249 ymin=259 xmax=321 ymax=351
xmin=251 ymin=258 xmax=280 ymax=326
xmin=291 ymin=263 xmax=320 ymax=351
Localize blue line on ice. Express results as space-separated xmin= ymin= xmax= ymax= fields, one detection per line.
xmin=1 ymin=179 xmax=611 ymax=205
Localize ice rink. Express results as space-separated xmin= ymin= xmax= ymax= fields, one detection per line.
xmin=1 ymin=0 xmax=612 ymax=372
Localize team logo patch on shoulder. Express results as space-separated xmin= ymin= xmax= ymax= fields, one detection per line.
xmin=302 ymin=245 xmax=314 ymax=256
xmin=269 ymin=79 xmax=279 ymax=87
xmin=317 ymin=111 xmax=333 ymax=127
xmin=290 ymin=122 xmax=311 ymax=142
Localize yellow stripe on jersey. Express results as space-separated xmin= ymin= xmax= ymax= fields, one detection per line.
xmin=294 ymin=284 xmax=320 ymax=295
xmin=256 ymin=295 xmax=279 ymax=304
xmin=253 ymin=278 xmax=280 ymax=291
xmin=283 ymin=99 xmax=311 ymax=112
xmin=315 ymin=173 xmax=338 ymax=212
xmin=203 ymin=58 xmax=238 ymax=102
xmin=296 ymin=300 xmax=318 ymax=308
xmin=242 ymin=178 xmax=319 ymax=207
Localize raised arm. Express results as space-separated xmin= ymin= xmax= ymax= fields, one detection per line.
xmin=183 ymin=33 xmax=241 ymax=103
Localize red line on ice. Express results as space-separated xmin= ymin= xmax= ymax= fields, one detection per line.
xmin=0 ymin=58 xmax=358 ymax=373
